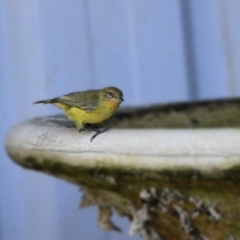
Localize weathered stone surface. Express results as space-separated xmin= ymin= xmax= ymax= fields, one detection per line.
xmin=5 ymin=99 xmax=240 ymax=239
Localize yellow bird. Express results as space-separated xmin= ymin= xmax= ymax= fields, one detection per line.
xmin=34 ymin=86 xmax=124 ymax=141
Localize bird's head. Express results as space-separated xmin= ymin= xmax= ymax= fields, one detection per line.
xmin=100 ymin=87 xmax=124 ymax=103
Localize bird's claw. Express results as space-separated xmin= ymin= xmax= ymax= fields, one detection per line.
xmin=90 ymin=128 xmax=107 ymax=142
xmin=79 ymin=125 xmax=107 ymax=142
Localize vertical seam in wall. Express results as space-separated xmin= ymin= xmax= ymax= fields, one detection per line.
xmin=125 ymin=0 xmax=141 ymax=104
xmin=219 ymin=0 xmax=234 ymax=96
xmin=83 ymin=0 xmax=96 ymax=88
xmin=179 ymin=0 xmax=198 ymax=100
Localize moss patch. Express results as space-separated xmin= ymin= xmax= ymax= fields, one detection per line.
xmin=12 ymin=156 xmax=240 ymax=238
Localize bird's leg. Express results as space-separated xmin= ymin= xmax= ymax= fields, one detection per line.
xmin=90 ymin=128 xmax=108 ymax=142
xmin=79 ymin=124 xmax=107 ymax=142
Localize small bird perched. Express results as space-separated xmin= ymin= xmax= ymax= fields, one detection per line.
xmin=34 ymin=87 xmax=124 ymax=141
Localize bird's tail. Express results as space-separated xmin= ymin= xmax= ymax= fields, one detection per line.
xmin=34 ymin=98 xmax=57 ymax=104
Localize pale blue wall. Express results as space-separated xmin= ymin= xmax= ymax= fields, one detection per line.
xmin=1 ymin=1 xmax=240 ymax=240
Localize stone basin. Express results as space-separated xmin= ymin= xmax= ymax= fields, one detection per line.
xmin=5 ymin=98 xmax=240 ymax=240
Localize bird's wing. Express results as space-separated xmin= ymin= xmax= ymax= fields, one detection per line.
xmin=55 ymin=91 xmax=99 ymax=112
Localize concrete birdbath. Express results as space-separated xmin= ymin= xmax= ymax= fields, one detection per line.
xmin=5 ymin=99 xmax=240 ymax=240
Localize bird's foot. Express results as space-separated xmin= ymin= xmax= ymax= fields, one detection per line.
xmin=79 ymin=124 xmax=107 ymax=142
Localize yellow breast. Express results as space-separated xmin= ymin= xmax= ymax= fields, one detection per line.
xmin=65 ymin=99 xmax=120 ymax=129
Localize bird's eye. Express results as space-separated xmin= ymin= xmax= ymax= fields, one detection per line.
xmin=107 ymin=92 xmax=114 ymax=98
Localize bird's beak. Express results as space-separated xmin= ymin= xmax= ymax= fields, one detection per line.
xmin=119 ymin=97 xmax=124 ymax=102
